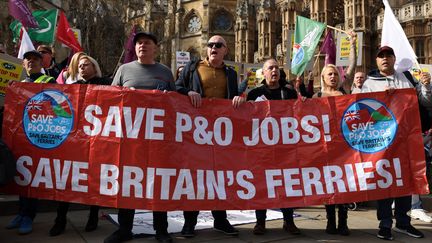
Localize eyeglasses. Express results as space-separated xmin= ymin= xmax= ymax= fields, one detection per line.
xmin=39 ymin=51 xmax=50 ymax=54
xmin=207 ymin=42 xmax=225 ymax=48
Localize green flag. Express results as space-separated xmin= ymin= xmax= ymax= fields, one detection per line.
xmin=10 ymin=9 xmax=58 ymax=44
xmin=291 ymin=16 xmax=326 ymax=76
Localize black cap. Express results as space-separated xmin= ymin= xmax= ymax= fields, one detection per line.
xmin=133 ymin=32 xmax=158 ymax=45
xmin=23 ymin=50 xmax=42 ymax=59
xmin=376 ymin=46 xmax=395 ymax=57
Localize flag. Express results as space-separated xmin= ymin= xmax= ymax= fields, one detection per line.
xmin=320 ymin=30 xmax=336 ymax=65
xmin=123 ymin=25 xmax=137 ymax=64
xmin=56 ymin=11 xmax=83 ymax=52
xmin=8 ymin=0 xmax=39 ymax=28
xmin=381 ymin=0 xmax=417 ymax=72
xmin=291 ymin=16 xmax=326 ymax=76
xmin=17 ymin=28 xmax=35 ymax=59
xmin=10 ymin=9 xmax=58 ymax=44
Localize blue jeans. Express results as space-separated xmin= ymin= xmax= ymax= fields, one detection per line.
xmin=377 ymin=195 xmax=411 ymax=229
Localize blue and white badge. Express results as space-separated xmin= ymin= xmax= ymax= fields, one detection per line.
xmin=341 ymin=98 xmax=398 ymax=153
xmin=23 ymin=90 xmax=74 ymax=149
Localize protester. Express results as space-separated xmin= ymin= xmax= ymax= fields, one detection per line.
xmin=5 ymin=50 xmax=55 ymax=235
xmin=106 ymin=32 xmax=175 ymax=243
xmin=176 ymin=35 xmax=245 ymax=237
xmin=351 ymin=71 xmax=366 ymax=94
xmin=247 ymin=58 xmax=300 ymax=235
xmin=56 ymin=52 xmax=85 ymax=84
xmin=49 ymin=54 xmax=109 ymax=237
xmin=313 ymin=31 xmax=357 ymax=98
xmin=361 ymin=45 xmax=432 ymax=240
xmin=75 ymin=55 xmax=111 ymax=85
xmin=37 ymin=45 xmax=61 ymax=79
xmin=312 ymin=31 xmax=357 ymax=236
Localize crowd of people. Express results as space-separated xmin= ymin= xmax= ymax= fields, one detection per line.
xmin=1 ymin=29 xmax=431 ymax=243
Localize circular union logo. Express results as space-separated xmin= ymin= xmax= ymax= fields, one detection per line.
xmin=292 ymin=43 xmax=304 ymax=67
xmin=23 ymin=90 xmax=74 ymax=149
xmin=341 ymin=98 xmax=397 ymax=153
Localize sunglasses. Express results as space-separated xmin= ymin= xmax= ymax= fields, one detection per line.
xmin=207 ymin=42 xmax=225 ymax=48
xmin=39 ymin=51 xmax=51 ymax=54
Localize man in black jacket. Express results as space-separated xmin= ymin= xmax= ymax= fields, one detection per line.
xmin=175 ymin=35 xmax=245 ymax=237
xmin=247 ymin=58 xmax=300 ymax=235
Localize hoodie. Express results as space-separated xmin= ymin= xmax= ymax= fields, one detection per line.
xmin=362 ymin=69 xmax=432 ymax=108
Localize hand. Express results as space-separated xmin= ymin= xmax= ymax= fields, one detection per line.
xmin=232 ymin=96 xmax=246 ymax=108
xmin=384 ymin=87 xmax=396 ymax=95
xmin=348 ymin=30 xmax=357 ymax=45
xmin=129 ymin=87 xmax=136 ymax=90
xmin=295 ymin=76 xmax=303 ymax=90
xmin=187 ymin=91 xmax=202 ymax=108
xmin=419 ymin=72 xmax=431 ymax=86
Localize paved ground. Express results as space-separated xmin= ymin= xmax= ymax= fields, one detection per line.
xmin=0 ymin=205 xmax=431 ymax=243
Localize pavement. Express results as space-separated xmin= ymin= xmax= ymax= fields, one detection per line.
xmin=1 ymin=201 xmax=432 ymax=243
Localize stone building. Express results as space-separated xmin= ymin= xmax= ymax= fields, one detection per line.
xmin=0 ymin=0 xmax=431 ymax=75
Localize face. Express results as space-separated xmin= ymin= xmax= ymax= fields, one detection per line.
xmin=23 ymin=55 xmax=42 ymax=74
xmin=135 ymin=36 xmax=157 ymax=62
xmin=376 ymin=51 xmax=395 ymax=74
xmin=322 ymin=66 xmax=340 ymax=88
xmin=207 ymin=35 xmax=227 ymax=63
xmin=354 ymin=72 xmax=365 ymax=88
xmin=78 ymin=58 xmax=96 ymax=80
xmin=37 ymin=49 xmax=52 ymax=68
xmin=263 ymin=59 xmax=280 ymax=88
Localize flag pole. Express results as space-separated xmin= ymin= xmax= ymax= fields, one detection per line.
xmin=111 ymin=49 xmax=125 ymax=78
xmin=414 ymin=59 xmax=422 ymax=71
xmin=326 ymin=25 xmax=350 ymax=35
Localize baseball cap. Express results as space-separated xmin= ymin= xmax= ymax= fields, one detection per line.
xmin=376 ymin=46 xmax=395 ymax=57
xmin=133 ymin=32 xmax=158 ymax=45
xmin=23 ymin=50 xmax=42 ymax=59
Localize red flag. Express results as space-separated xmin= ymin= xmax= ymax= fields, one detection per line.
xmin=56 ymin=11 xmax=83 ymax=52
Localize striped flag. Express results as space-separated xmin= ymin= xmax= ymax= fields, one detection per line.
xmin=291 ymin=16 xmax=326 ymax=76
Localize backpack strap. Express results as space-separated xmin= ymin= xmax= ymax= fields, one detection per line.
xmin=403 ymin=71 xmax=416 ymax=87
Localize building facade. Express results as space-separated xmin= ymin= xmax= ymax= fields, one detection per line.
xmin=0 ymin=0 xmax=431 ymax=75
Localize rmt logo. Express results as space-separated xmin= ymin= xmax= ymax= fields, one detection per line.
xmin=2 ymin=63 xmax=16 ymax=70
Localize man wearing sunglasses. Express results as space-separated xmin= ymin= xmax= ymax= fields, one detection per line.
xmin=175 ymin=35 xmax=244 ymax=237
xmin=36 ymin=45 xmax=61 ymax=79
xmin=361 ymin=46 xmax=431 ymax=241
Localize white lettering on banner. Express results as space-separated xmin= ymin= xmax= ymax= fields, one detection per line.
xmin=83 ymin=105 xmax=166 ymax=139
xmin=15 ymin=156 xmax=89 ymax=192
xmin=175 ymin=113 xmax=233 ymax=146
xmin=82 ymin=106 xmax=330 ymax=147
xmin=53 ymin=159 xmax=71 ymax=190
xmin=100 ymin=164 xmax=119 ymax=195
xmin=71 ymin=161 xmax=88 ymax=192
xmin=14 ymin=156 xmax=403 ymax=201
xmin=264 ymin=160 xmax=397 ymax=198
xmin=243 ymin=115 xmax=329 ymax=146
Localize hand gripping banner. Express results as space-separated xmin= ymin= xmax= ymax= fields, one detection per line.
xmin=1 ymin=82 xmax=429 ymax=211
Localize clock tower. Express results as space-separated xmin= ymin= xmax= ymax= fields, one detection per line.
xmin=171 ymin=0 xmax=237 ymax=69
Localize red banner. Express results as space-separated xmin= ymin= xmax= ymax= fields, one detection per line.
xmin=1 ymin=82 xmax=429 ymax=211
